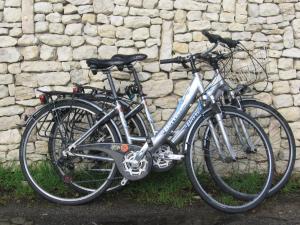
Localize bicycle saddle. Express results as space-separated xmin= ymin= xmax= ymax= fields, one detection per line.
xmin=111 ymin=54 xmax=147 ymax=65
xmin=86 ymin=58 xmax=124 ymax=70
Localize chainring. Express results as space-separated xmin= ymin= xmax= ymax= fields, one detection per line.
xmin=152 ymin=144 xmax=176 ymax=172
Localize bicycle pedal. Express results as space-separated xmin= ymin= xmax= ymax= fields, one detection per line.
xmin=164 ymin=154 xmax=184 ymax=161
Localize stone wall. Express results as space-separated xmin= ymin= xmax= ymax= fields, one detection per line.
xmin=0 ymin=0 xmax=300 ymax=172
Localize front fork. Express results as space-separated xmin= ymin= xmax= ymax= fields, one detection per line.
xmin=208 ymin=103 xmax=237 ymax=161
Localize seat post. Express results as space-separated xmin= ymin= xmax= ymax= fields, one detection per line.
xmin=127 ymin=64 xmax=144 ymax=96
xmin=105 ymin=70 xmax=118 ymax=100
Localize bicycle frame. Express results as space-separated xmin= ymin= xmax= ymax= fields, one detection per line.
xmin=66 ymin=66 xmax=237 ymax=161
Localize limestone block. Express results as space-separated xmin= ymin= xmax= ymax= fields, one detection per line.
xmin=0 ymin=105 xmax=23 ymax=116
xmin=273 ymin=81 xmax=290 ymax=95
xmin=40 ymin=45 xmax=56 ymax=60
xmin=278 ymin=107 xmax=300 ymax=122
xmin=279 ymin=69 xmax=297 ymax=80
xmin=174 ymin=33 xmax=192 ymax=42
xmin=174 ymin=80 xmax=190 ymax=96
xmin=39 ymin=34 xmax=70 ymax=46
xmin=62 ymin=15 xmax=81 ymax=24
xmin=49 ymin=23 xmax=65 ymax=34
xmin=78 ymin=5 xmax=93 ymax=14
xmin=293 ymin=94 xmax=300 ymax=106
xmin=70 ymin=36 xmax=85 ymax=47
xmin=143 ymin=79 xmax=173 ymax=98
xmin=0 ymin=36 xmax=17 ymax=47
xmin=37 ymin=72 xmax=70 ymax=86
xmin=70 ymin=69 xmax=90 ymax=85
xmin=21 ymin=61 xmax=62 ymax=72
xmin=139 ymin=46 xmax=158 ymax=59
xmin=98 ymin=24 xmax=116 ymax=38
xmin=143 ymin=0 xmax=158 ymax=9
xmin=222 ymin=0 xmax=235 ymax=13
xmin=259 ymin=3 xmax=280 ymax=17
xmin=73 ymin=45 xmax=97 ymax=60
xmin=173 ymin=42 xmax=189 ymax=54
xmin=283 ymin=27 xmax=294 ymax=49
xmin=66 ymin=0 xmax=92 ymax=5
xmin=113 ymin=5 xmax=129 ymax=16
xmin=0 ymin=129 xmax=21 ymax=145
xmin=174 ymin=10 xmax=186 ymax=23
xmin=15 ymin=86 xmax=35 ymax=100
xmin=278 ymin=58 xmax=293 ymax=70
xmin=174 ymin=0 xmax=207 ymax=11
xmin=15 ymin=73 xmax=37 ymax=87
xmin=93 ymin=0 xmax=114 ymax=14
xmin=0 ymin=48 xmax=21 ymax=63
xmin=64 ymin=4 xmax=77 ymax=14
xmin=65 ymin=23 xmax=83 ymax=35
xmin=188 ymin=21 xmax=211 ymax=31
xmin=20 ymin=46 xmax=39 ymax=60
xmin=85 ymin=36 xmax=101 ymax=46
xmin=3 ymin=8 xmax=21 ymax=22
xmin=128 ymin=0 xmax=142 ymax=8
xmin=124 ymin=16 xmax=151 ymax=28
xmin=82 ymin=14 xmax=96 ymax=24
xmin=0 ymin=115 xmax=20 ymax=130
xmin=57 ymin=46 xmax=73 ymax=61
xmin=160 ymin=21 xmax=173 ymax=71
xmin=110 ymin=16 xmax=123 ymax=26
xmin=35 ymin=21 xmax=49 ymax=33
xmin=282 ymin=48 xmax=300 ymax=58
xmin=133 ymin=27 xmax=149 ymax=41
xmin=254 ymin=92 xmax=272 ymax=105
xmin=0 ymin=74 xmax=13 ymax=85
xmin=34 ymin=2 xmax=53 ymax=14
xmin=273 ymin=94 xmax=293 ymax=108
xmin=116 ymin=27 xmax=132 ymax=39
xmin=290 ymin=80 xmax=300 ymax=94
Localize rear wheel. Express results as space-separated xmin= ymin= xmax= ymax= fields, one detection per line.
xmin=20 ymin=99 xmax=120 ymax=205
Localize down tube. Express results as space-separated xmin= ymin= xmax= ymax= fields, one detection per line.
xmin=150 ymin=78 xmax=200 ymax=150
xmin=170 ymin=102 xmax=204 ymax=145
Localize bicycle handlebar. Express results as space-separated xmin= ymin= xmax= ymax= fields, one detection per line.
xmin=160 ymin=42 xmax=218 ymax=66
xmin=202 ymin=30 xmax=239 ymax=48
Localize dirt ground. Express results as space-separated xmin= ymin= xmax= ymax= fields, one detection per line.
xmin=0 ymin=193 xmax=300 ymax=225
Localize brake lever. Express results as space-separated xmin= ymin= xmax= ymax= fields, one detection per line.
xmin=182 ymin=62 xmax=189 ymax=69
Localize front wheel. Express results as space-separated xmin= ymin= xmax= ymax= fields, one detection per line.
xmin=185 ymin=106 xmax=274 ymax=213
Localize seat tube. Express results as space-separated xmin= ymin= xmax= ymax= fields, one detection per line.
xmin=117 ymin=100 xmax=132 ymax=144
xmin=106 ymin=70 xmax=132 ymax=144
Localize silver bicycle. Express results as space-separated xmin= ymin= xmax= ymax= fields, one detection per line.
xmin=20 ymin=39 xmax=274 ymax=213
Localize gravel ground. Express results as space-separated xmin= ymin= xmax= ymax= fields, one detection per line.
xmin=0 ymin=193 xmax=299 ymax=225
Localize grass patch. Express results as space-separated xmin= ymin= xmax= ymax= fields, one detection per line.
xmin=119 ymin=165 xmax=195 ymax=208
xmin=0 ymin=165 xmax=300 ymax=207
xmin=281 ymin=176 xmax=300 ymax=194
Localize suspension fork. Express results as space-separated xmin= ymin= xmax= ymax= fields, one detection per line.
xmin=231 ymin=97 xmax=256 ymax=152
xmin=210 ymin=104 xmax=237 ymax=160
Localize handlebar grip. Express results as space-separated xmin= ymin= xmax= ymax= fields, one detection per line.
xmin=202 ymin=30 xmax=239 ymax=48
xmin=222 ymin=38 xmax=239 ymax=48
xmin=202 ymin=30 xmax=220 ymax=44
xmin=160 ymin=58 xmax=178 ymax=64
